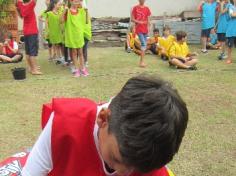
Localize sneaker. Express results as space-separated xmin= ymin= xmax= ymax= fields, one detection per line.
xmin=127 ymin=47 xmax=131 ymax=53
xmin=218 ymin=53 xmax=226 ymax=60
xmin=201 ymin=49 xmax=208 ymax=54
xmin=85 ymin=61 xmax=89 ymax=68
xmin=81 ymin=68 xmax=89 ymax=76
xmin=74 ymin=70 xmax=81 ymax=77
xmin=187 ymin=65 xmax=198 ymax=71
xmin=70 ymin=66 xmax=77 ymax=74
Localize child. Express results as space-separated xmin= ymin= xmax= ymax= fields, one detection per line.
xmin=62 ymin=0 xmax=89 ymax=77
xmin=169 ymin=31 xmax=198 ymax=70
xmin=22 ymin=74 xmax=188 ymax=176
xmin=148 ymin=28 xmax=161 ymax=55
xmin=217 ymin=0 xmax=231 ymax=60
xmin=125 ymin=25 xmax=138 ymax=53
xmin=46 ymin=0 xmax=64 ymax=62
xmin=39 ymin=0 xmax=54 ymax=61
xmin=225 ymin=0 xmax=236 ymax=64
xmin=158 ymin=26 xmax=175 ymax=61
xmin=81 ymin=1 xmax=92 ymax=67
xmin=16 ymin=0 xmax=42 ymax=75
xmin=132 ymin=0 xmax=151 ymax=68
xmin=207 ymin=28 xmax=221 ymax=49
xmin=0 ymin=33 xmax=23 ymax=63
xmin=198 ymin=0 xmax=219 ymax=53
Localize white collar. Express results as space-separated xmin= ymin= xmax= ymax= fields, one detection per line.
xmin=93 ymin=102 xmax=117 ymax=176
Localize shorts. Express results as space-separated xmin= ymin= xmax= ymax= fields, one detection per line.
xmin=150 ymin=44 xmax=158 ymax=55
xmin=137 ymin=33 xmax=148 ymax=51
xmin=46 ymin=39 xmax=52 ymax=48
xmin=201 ymin=28 xmax=213 ymax=38
xmin=170 ymin=57 xmax=193 ymax=64
xmin=217 ymin=33 xmax=226 ymax=42
xmin=227 ymin=37 xmax=236 ymax=48
xmin=24 ymin=34 xmax=39 ymax=56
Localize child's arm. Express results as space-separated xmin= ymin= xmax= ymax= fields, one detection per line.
xmin=197 ymin=0 xmax=205 ymax=12
xmin=15 ymin=0 xmax=23 ymax=19
xmin=60 ymin=7 xmax=68 ymax=23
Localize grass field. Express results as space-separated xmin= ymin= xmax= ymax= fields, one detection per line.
xmin=0 ymin=46 xmax=235 ymax=175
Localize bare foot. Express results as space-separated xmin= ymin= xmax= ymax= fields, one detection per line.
xmin=31 ymin=71 xmax=43 ymax=75
xmin=139 ymin=62 xmax=147 ymax=68
xmin=226 ymin=59 xmax=232 ymax=64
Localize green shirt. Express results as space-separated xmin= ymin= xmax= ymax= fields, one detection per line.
xmin=81 ymin=8 xmax=92 ymax=41
xmin=47 ymin=11 xmax=63 ymax=44
xmin=65 ymin=9 xmax=85 ymax=48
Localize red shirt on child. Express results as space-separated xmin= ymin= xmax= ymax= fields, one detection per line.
xmin=17 ymin=0 xmax=38 ymax=35
xmin=132 ymin=5 xmax=151 ymax=34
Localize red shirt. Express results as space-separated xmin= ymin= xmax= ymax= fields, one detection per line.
xmin=41 ymin=98 xmax=171 ymax=176
xmin=4 ymin=40 xmax=14 ymax=55
xmin=132 ymin=5 xmax=151 ymax=34
xmin=17 ymin=0 xmax=38 ymax=35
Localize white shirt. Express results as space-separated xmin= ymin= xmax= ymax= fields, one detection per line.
xmin=22 ymin=103 xmax=117 ymax=176
xmin=13 ymin=41 xmax=18 ymax=50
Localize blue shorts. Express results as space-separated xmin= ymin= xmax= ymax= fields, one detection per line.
xmin=138 ymin=33 xmax=148 ymax=51
xmin=217 ymin=33 xmax=226 ymax=42
xmin=25 ymin=34 xmax=39 ymax=57
xmin=227 ymin=37 xmax=236 ymax=48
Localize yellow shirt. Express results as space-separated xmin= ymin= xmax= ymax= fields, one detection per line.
xmin=169 ymin=41 xmax=190 ymax=59
xmin=129 ymin=33 xmax=138 ymax=49
xmin=158 ymin=35 xmax=175 ymax=55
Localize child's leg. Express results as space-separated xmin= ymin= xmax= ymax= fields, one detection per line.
xmin=170 ymin=58 xmax=189 ymax=69
xmin=78 ymin=48 xmax=85 ymax=70
xmin=138 ymin=33 xmax=147 ymax=67
xmin=226 ymin=47 xmax=232 ymax=63
xmin=226 ymin=37 xmax=233 ymax=64
xmin=185 ymin=57 xmax=198 ymax=66
xmin=83 ymin=38 xmax=89 ymax=64
xmin=201 ymin=29 xmax=211 ymax=52
xmin=11 ymin=54 xmax=23 ymax=62
xmin=64 ymin=46 xmax=69 ymax=62
xmin=71 ymin=48 xmax=79 ymax=69
xmin=47 ymin=40 xmax=53 ymax=59
xmin=60 ymin=44 xmax=64 ymax=58
xmin=0 ymin=55 xmax=12 ymax=62
xmin=201 ymin=37 xmax=207 ymax=51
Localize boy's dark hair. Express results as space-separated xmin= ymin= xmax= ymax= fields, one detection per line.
xmin=176 ymin=31 xmax=187 ymax=41
xmin=108 ymin=75 xmax=188 ymax=173
xmin=153 ymin=28 xmax=159 ymax=33
xmin=163 ymin=25 xmax=171 ymax=32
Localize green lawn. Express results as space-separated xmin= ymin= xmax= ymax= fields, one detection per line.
xmin=0 ymin=46 xmax=235 ymax=175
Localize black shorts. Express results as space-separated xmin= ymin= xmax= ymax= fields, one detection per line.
xmin=46 ymin=39 xmax=52 ymax=48
xmin=227 ymin=37 xmax=236 ymax=48
xmin=201 ymin=28 xmax=213 ymax=38
xmin=150 ymin=44 xmax=158 ymax=55
xmin=217 ymin=33 xmax=226 ymax=42
xmin=25 ymin=34 xmax=39 ymax=56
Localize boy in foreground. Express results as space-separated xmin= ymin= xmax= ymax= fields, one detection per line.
xmin=22 ymin=74 xmax=188 ymax=176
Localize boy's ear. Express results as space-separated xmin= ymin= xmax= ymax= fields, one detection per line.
xmin=97 ymin=108 xmax=111 ymax=128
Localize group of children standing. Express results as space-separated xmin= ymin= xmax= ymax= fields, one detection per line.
xmin=39 ymin=0 xmax=91 ymax=77
xmin=198 ymin=0 xmax=236 ymax=64
xmin=16 ymin=0 xmax=91 ymax=77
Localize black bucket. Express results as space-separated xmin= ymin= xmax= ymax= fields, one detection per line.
xmin=12 ymin=67 xmax=26 ymax=80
